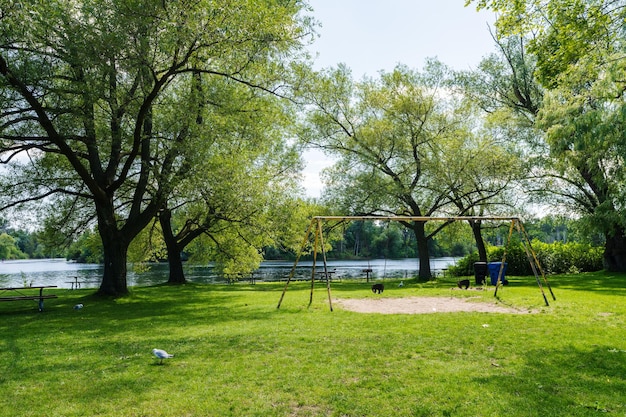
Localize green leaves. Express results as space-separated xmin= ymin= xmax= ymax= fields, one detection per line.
xmin=466 ymin=0 xmax=626 ymax=269
xmin=302 ymin=62 xmax=518 ymax=220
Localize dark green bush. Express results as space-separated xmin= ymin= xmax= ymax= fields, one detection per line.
xmin=531 ymin=240 xmax=603 ymax=273
xmin=448 ymin=240 xmax=603 ymax=277
xmin=448 ymin=252 xmax=482 ymax=277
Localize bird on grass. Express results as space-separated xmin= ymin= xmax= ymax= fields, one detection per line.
xmin=152 ymin=348 xmax=174 ymax=364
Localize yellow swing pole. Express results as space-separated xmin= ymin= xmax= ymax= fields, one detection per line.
xmin=309 ymin=219 xmax=320 ymax=307
xmin=277 ymin=218 xmax=316 ymax=309
xmin=516 ymin=220 xmax=556 ymax=304
xmin=316 ymin=218 xmax=334 ymax=311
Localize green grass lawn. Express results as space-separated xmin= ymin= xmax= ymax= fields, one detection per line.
xmin=0 ymin=272 xmax=625 ymax=416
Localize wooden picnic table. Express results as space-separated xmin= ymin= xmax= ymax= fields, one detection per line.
xmin=316 ymin=270 xmax=338 ymax=281
xmin=0 ymin=285 xmax=58 ymax=311
xmin=66 ymin=276 xmax=81 ymax=289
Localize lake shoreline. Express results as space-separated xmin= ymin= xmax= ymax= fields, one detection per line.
xmin=0 ymin=257 xmax=458 ymax=289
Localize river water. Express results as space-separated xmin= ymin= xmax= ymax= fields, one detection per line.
xmin=0 ymin=257 xmax=458 ymax=289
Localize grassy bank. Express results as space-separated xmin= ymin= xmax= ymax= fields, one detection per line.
xmin=0 ymin=272 xmax=625 ymax=416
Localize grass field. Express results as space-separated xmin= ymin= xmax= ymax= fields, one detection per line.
xmin=0 ymin=272 xmax=625 ymax=416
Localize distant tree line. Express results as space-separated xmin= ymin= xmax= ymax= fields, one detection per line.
xmin=0 ymin=218 xmax=60 ymax=260
xmin=266 ymin=215 xmax=601 ymax=261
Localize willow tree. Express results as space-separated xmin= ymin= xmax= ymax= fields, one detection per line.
xmin=469 ymin=0 xmax=626 ymax=271
xmin=300 ymin=62 xmax=519 ymax=279
xmin=154 ymin=77 xmax=304 ymax=284
xmin=453 ymin=34 xmax=545 ymax=259
xmin=0 ymin=0 xmax=313 ymax=295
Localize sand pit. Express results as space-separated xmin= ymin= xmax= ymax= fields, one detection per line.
xmin=334 ymin=296 xmax=534 ymax=314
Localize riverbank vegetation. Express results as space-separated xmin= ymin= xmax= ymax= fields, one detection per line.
xmin=1 ymin=271 xmax=624 ymax=416
xmin=0 ymin=219 xmax=55 ymax=260
xmin=449 ymin=241 xmax=604 ymax=277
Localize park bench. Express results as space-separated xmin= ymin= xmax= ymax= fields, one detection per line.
xmin=65 ymin=276 xmax=99 ymax=289
xmin=66 ymin=276 xmax=83 ymax=289
xmin=0 ymin=285 xmax=58 ymax=311
xmin=316 ymin=269 xmax=338 ymax=282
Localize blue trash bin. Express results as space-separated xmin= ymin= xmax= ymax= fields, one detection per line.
xmin=487 ymin=262 xmax=508 ymax=285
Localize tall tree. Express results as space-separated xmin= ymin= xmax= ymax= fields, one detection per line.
xmin=300 ymin=62 xmax=517 ymax=279
xmin=0 ymin=0 xmax=313 ymax=295
xmin=121 ymin=66 xmax=304 ymax=284
xmin=454 ymin=34 xmax=545 ymax=259
xmin=157 ymin=88 xmax=303 ymax=283
xmin=468 ymin=0 xmax=626 ymax=271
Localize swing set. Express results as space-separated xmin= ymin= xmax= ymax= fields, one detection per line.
xmin=276 ymin=215 xmax=556 ymax=311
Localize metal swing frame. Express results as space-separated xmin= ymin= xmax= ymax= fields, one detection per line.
xmin=276 ymin=216 xmax=556 ymax=311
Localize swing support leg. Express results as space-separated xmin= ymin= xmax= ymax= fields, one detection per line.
xmin=316 ymin=218 xmax=334 ymax=311
xmin=309 ymin=221 xmax=320 ymax=307
xmin=277 ymin=217 xmax=334 ymax=311
xmin=517 ymin=220 xmax=555 ymax=305
xmin=277 ymin=219 xmax=315 ymax=309
xmin=493 ymin=219 xmax=555 ymax=307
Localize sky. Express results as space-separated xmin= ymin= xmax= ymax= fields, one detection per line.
xmin=301 ymin=0 xmax=496 ymax=197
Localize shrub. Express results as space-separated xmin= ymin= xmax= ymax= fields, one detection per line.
xmin=449 ymin=241 xmax=603 ymax=277
xmin=532 ymin=240 xmax=603 ymax=274
xmin=447 ymin=252 xmax=482 ymax=277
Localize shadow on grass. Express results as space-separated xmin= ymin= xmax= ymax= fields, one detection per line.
xmin=0 ymin=282 xmax=277 ymax=330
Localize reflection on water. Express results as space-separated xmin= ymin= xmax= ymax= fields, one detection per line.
xmin=0 ymin=257 xmax=457 ymax=289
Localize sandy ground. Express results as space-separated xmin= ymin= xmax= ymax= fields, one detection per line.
xmin=334 ymin=296 xmax=534 ymax=314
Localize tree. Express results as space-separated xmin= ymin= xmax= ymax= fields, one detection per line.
xmin=121 ymin=66 xmax=305 ymax=284
xmin=0 ymin=0 xmax=313 ymax=295
xmin=454 ymin=34 xmax=545 ymax=259
xmin=468 ymin=0 xmax=626 ymax=271
xmin=157 ymin=100 xmax=303 ymax=283
xmin=0 ymin=232 xmax=22 ymax=260
xmin=300 ymin=62 xmax=518 ymax=279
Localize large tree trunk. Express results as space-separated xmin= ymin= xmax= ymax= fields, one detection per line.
xmin=469 ymin=219 xmax=488 ymax=262
xmin=604 ymin=228 xmax=626 ymax=272
xmin=159 ymin=209 xmax=187 ymax=284
xmin=97 ymin=226 xmax=130 ymax=297
xmin=95 ymin=197 xmax=158 ymax=296
xmin=412 ymin=221 xmax=431 ymax=281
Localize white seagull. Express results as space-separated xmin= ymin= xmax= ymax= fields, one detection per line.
xmin=152 ymin=348 xmax=174 ymax=364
